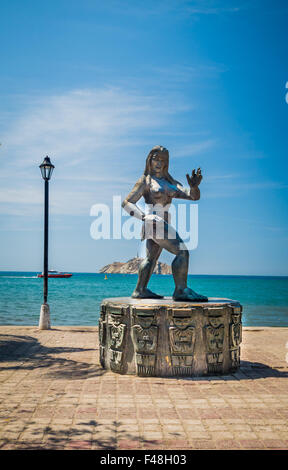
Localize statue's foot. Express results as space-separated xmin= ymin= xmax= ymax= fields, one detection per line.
xmin=173 ymin=287 xmax=208 ymax=302
xmin=132 ymin=288 xmax=163 ymax=299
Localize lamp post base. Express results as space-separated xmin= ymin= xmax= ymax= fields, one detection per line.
xmin=39 ymin=304 xmax=51 ymax=330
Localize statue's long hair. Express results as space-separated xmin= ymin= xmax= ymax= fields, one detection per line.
xmin=144 ymin=145 xmax=181 ymax=186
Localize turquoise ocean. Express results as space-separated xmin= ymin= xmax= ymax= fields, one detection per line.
xmin=0 ymin=272 xmax=287 ymax=327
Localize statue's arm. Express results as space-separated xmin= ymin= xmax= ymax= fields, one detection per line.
xmin=174 ymin=183 xmax=200 ymax=201
xmin=122 ymin=176 xmax=146 ymax=220
xmin=174 ymin=168 xmax=202 ymax=201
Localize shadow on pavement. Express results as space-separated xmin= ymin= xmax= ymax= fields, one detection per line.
xmin=0 ymin=419 xmax=145 ymax=450
xmin=0 ymin=334 xmax=287 ymax=382
xmin=0 ymin=333 xmax=105 ymax=380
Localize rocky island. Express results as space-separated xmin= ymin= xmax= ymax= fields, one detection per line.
xmin=99 ymin=257 xmax=172 ymax=275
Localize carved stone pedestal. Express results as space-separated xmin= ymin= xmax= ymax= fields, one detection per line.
xmin=99 ymin=297 xmax=242 ymax=377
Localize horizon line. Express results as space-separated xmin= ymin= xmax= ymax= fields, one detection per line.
xmin=0 ymin=270 xmax=288 ymax=278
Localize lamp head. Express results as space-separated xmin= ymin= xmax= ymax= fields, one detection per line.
xmin=39 ymin=156 xmax=55 ymax=181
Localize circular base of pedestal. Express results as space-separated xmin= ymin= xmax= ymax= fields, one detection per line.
xmin=99 ymin=297 xmax=242 ymax=377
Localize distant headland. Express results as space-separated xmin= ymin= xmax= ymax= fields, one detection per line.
xmin=99 ymin=257 xmax=172 ymax=275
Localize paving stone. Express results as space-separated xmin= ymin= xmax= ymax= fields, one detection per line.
xmin=215 ymin=439 xmax=241 ymax=449
xmin=239 ymin=439 xmax=265 ymax=449
xmin=117 ymin=439 xmax=141 ymax=449
xmin=262 ymin=439 xmax=286 ymax=448
xmin=190 ymin=439 xmax=216 ymax=449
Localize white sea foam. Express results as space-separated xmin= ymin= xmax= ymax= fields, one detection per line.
xmin=0 ymin=276 xmax=38 ymax=279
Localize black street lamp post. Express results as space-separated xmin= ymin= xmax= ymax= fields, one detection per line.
xmin=39 ymin=156 xmax=54 ymax=330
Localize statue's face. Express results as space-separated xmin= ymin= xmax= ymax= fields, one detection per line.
xmin=150 ymin=151 xmax=168 ymax=177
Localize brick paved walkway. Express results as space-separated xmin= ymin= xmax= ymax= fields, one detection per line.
xmin=0 ymin=326 xmax=287 ymax=450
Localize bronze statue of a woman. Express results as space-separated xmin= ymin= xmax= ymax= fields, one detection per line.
xmin=122 ymin=145 xmax=208 ymax=301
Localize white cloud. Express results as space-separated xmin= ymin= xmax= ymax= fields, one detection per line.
xmin=103 ymin=0 xmax=245 ymax=18
xmin=0 ymin=187 xmax=42 ymax=205
xmin=173 ymin=139 xmax=217 ymax=158
xmin=203 ymin=179 xmax=288 ymax=199
xmin=149 ymin=64 xmax=226 ymax=83
xmin=0 ymin=86 xmax=189 ymax=215
xmin=2 ymin=88 xmax=186 ymax=168
xmin=205 ymin=173 xmax=240 ymax=181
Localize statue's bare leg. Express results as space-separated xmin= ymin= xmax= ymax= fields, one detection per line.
xmin=171 ymin=249 xmax=208 ymax=301
xmin=152 ymin=230 xmax=208 ymax=302
xmin=132 ymin=239 xmax=163 ymax=299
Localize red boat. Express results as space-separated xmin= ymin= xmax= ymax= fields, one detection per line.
xmin=37 ymin=270 xmax=72 ymax=278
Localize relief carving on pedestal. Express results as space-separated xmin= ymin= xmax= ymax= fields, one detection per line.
xmin=230 ymin=348 xmax=240 ymax=370
xmin=169 ymin=326 xmax=196 ymax=354
xmin=110 ymin=350 xmax=123 ymax=372
xmin=229 ymin=307 xmax=242 ymax=370
xmin=132 ymin=324 xmax=158 ymax=354
xmin=107 ymin=308 xmax=127 ymax=373
xmin=99 ymin=306 xmax=107 ymax=368
xmin=204 ymin=315 xmax=225 ymax=374
xmin=132 ymin=308 xmax=159 ymax=376
xmin=110 ymin=321 xmax=126 ymax=349
xmin=168 ymin=309 xmax=196 ymax=376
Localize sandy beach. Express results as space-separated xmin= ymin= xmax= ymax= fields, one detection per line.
xmin=0 ymin=325 xmax=287 ymax=450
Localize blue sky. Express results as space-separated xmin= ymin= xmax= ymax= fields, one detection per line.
xmin=0 ymin=0 xmax=287 ymax=275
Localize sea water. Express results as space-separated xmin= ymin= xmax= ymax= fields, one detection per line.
xmin=0 ymin=272 xmax=287 ymax=327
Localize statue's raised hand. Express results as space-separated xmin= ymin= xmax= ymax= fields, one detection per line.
xmin=186 ymin=168 xmax=202 ymax=188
